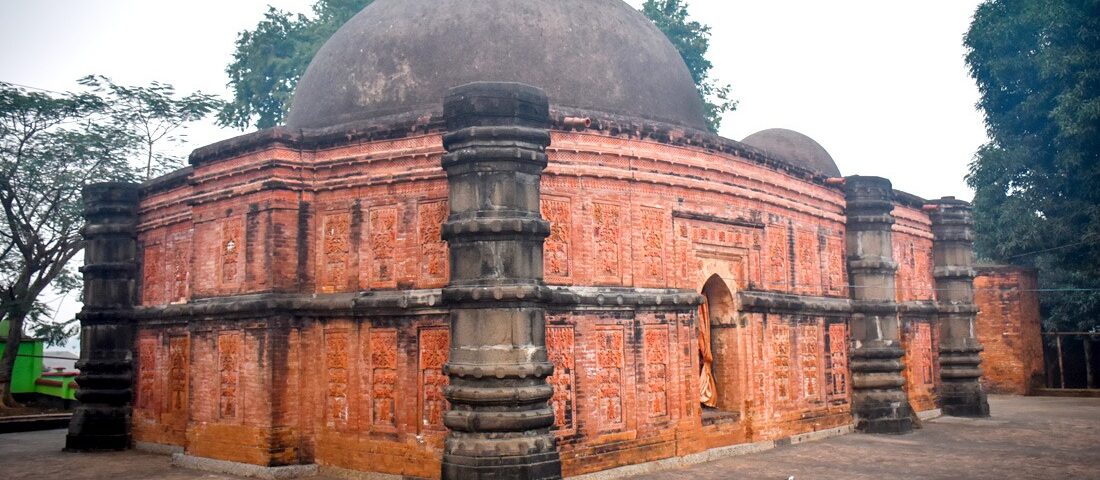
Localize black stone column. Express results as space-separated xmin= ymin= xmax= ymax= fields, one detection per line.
xmin=66 ymin=182 xmax=140 ymax=451
xmin=439 ymin=82 xmax=561 ymax=479
xmin=844 ymin=176 xmax=913 ymax=434
xmin=928 ymin=197 xmax=990 ymax=417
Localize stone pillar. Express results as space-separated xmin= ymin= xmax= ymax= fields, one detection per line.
xmin=66 ymin=182 xmax=140 ymax=451
xmin=844 ymin=176 xmax=913 ymax=434
xmin=439 ymin=82 xmax=561 ymax=479
xmin=928 ymin=197 xmax=990 ymax=416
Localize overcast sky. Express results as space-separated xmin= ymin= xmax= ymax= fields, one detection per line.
xmin=1 ymin=0 xmax=987 ymax=349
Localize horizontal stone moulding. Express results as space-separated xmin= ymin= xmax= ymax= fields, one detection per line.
xmin=738 ymin=291 xmax=852 ymax=315
xmin=850 ymin=345 xmax=906 ymax=360
xmin=443 ymin=433 xmax=557 ymax=458
xmin=850 ymin=301 xmax=901 ymax=315
xmin=441 ymin=148 xmax=549 ymax=170
xmin=76 ymin=310 xmax=137 ymax=324
xmin=444 ymin=362 xmax=555 ymax=380
xmin=844 ymin=214 xmax=897 ymax=226
xmin=933 ymin=267 xmax=978 ymax=279
xmin=78 ymin=262 xmax=137 ymax=275
xmin=81 ymin=223 xmax=137 ymax=236
xmin=852 ymin=374 xmax=906 ymax=390
xmin=441 ymin=125 xmax=551 ymax=148
xmin=850 ymin=358 xmax=905 ymax=374
xmin=443 ymin=407 xmax=556 ymax=432
xmin=940 ymin=367 xmax=984 ymax=380
xmin=442 ymin=217 xmax=551 ymax=239
xmin=847 ymin=258 xmax=899 ymax=272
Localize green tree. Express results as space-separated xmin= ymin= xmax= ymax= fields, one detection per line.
xmin=220 ymin=0 xmax=373 ymax=130
xmin=0 ymin=78 xmax=215 ymax=407
xmin=642 ymin=0 xmax=737 ymax=132
xmin=964 ymin=0 xmax=1100 ymax=331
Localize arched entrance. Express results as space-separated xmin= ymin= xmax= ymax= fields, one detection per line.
xmin=699 ymin=274 xmax=742 ymax=420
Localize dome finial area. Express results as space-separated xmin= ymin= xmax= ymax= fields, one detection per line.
xmin=741 ymin=128 xmax=841 ymax=177
xmin=286 ymin=0 xmax=708 ymax=131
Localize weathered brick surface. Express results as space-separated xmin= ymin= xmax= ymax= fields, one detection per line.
xmin=130 ymin=126 xmax=944 ymax=478
xmin=974 ymin=266 xmax=1044 ymax=395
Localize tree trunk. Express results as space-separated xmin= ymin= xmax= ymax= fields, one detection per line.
xmin=0 ymin=308 xmax=28 ymax=408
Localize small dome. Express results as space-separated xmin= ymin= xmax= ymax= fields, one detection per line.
xmin=287 ymin=0 xmax=708 ymax=131
xmin=741 ymin=128 xmax=841 ymax=177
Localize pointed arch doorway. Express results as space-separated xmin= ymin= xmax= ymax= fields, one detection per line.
xmin=699 ymin=274 xmax=743 ymax=423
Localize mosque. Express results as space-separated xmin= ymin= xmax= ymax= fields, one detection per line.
xmin=66 ymin=1 xmax=991 ymax=478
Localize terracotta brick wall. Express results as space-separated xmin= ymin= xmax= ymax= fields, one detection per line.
xmin=974 ymin=266 xmax=1044 ymax=395
xmin=130 ymin=126 xmax=943 ymax=478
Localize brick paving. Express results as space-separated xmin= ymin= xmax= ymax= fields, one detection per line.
xmin=1 ymin=395 xmax=1098 ymax=480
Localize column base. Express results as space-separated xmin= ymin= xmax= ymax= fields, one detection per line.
xmin=64 ymin=433 xmax=130 ymax=452
xmin=856 ymin=416 xmax=913 ymax=434
xmin=442 ymin=451 xmax=562 ymax=480
xmin=940 ymin=383 xmax=990 ymax=417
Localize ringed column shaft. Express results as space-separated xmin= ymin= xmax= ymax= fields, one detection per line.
xmin=66 ymin=182 xmax=141 ymax=451
xmin=844 ymin=176 xmax=914 ymax=434
xmin=928 ymin=197 xmax=990 ymax=416
xmin=439 ymin=82 xmax=562 ymax=479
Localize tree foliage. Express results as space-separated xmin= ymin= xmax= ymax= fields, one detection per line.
xmin=220 ymin=0 xmax=374 ymax=130
xmin=0 ymin=78 xmax=215 ymax=406
xmin=641 ymin=0 xmax=737 ymax=132
xmin=964 ymin=0 xmax=1100 ymax=331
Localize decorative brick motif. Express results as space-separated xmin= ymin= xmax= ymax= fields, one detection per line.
xmin=546 ymin=326 xmax=576 ymax=431
xmin=217 ymin=332 xmax=242 ymax=420
xmin=138 ymin=337 xmax=157 ymax=411
xmin=795 ymin=230 xmax=819 ymax=295
xmin=369 ymin=207 xmax=398 ymax=287
xmin=220 ymin=218 xmax=243 ymax=285
xmin=772 ymin=324 xmax=792 ymax=400
xmin=593 ymin=203 xmax=622 ymax=282
xmin=170 ymin=237 xmax=190 ymax=303
xmin=542 ymin=199 xmax=572 ymax=280
xmin=643 ymin=326 xmax=670 ymax=418
xmin=418 ymin=201 xmax=449 ymax=283
xmin=321 ymin=213 xmax=351 ymax=293
xmin=798 ymin=324 xmax=821 ymax=400
xmin=370 ymin=329 xmax=398 ymax=429
xmin=168 ymin=336 xmax=188 ymax=413
xmin=639 ymin=208 xmax=666 ymax=284
xmin=895 ymin=237 xmax=935 ymax=302
xmin=826 ymin=323 xmax=849 ymax=400
xmin=418 ymin=328 xmax=449 ymax=430
xmin=825 ymin=236 xmax=846 ymax=296
xmin=766 ymin=226 xmax=789 ymax=289
xmin=325 ymin=330 xmax=351 ymax=427
xmin=596 ymin=327 xmax=625 ymax=431
xmin=142 ymin=245 xmax=163 ymax=305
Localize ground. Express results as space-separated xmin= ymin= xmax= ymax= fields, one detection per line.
xmin=1 ymin=395 xmax=1097 ymax=480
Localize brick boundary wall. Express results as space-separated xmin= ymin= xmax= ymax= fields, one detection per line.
xmin=974 ymin=265 xmax=1044 ymax=395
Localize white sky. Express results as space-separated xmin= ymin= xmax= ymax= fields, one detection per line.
xmin=1 ymin=0 xmax=987 ymax=350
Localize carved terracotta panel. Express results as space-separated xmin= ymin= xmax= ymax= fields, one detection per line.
xmin=168 ymin=235 xmax=191 ymax=303
xmin=639 ymin=207 xmax=666 ymax=285
xmin=142 ymin=245 xmax=164 ymax=305
xmin=826 ymin=323 xmax=849 ymax=400
xmin=798 ymin=324 xmax=822 ymax=401
xmin=825 ymin=236 xmax=846 ymax=297
xmin=325 ymin=330 xmax=351 ymax=427
xmin=217 ymin=332 xmax=242 ymax=421
xmin=772 ymin=324 xmax=792 ymax=401
xmin=220 ymin=218 xmax=243 ymax=287
xmin=541 ymin=199 xmax=572 ymax=281
xmin=137 ymin=337 xmax=158 ymax=412
xmin=370 ymin=328 xmax=398 ymax=429
xmin=546 ymin=325 xmax=576 ymax=432
xmin=321 ymin=213 xmax=352 ymax=293
xmin=593 ymin=202 xmax=623 ymax=283
xmin=168 ymin=335 xmax=189 ymax=414
xmin=766 ymin=226 xmax=789 ymax=289
xmin=369 ymin=207 xmax=398 ymax=288
xmin=795 ymin=230 xmax=820 ymax=295
xmin=419 ymin=328 xmax=450 ymax=431
xmin=418 ymin=201 xmax=449 ymax=284
xmin=643 ymin=325 xmax=670 ymax=419
xmin=596 ymin=327 xmax=626 ymax=431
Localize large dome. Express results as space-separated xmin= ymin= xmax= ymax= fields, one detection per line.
xmin=741 ymin=128 xmax=842 ymax=177
xmin=286 ymin=0 xmax=709 ymax=131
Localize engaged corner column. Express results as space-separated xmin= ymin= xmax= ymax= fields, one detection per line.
xmin=928 ymin=197 xmax=990 ymax=417
xmin=439 ymin=82 xmax=562 ymax=479
xmin=66 ymin=182 xmax=141 ymax=452
xmin=844 ymin=176 xmax=914 ymax=434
